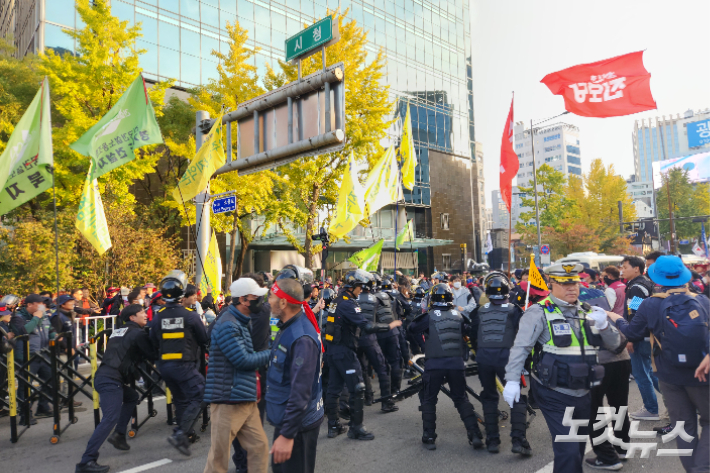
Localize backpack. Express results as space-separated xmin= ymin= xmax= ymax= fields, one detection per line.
xmin=651 ymin=291 xmax=709 ymax=370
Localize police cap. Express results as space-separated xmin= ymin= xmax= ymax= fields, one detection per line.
xmin=545 ymin=263 xmax=584 ymax=284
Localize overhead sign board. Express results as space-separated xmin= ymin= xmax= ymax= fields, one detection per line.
xmin=212 ymin=196 xmax=236 ymax=214
xmin=687 ymin=118 xmax=710 ymax=148
xmin=285 ymin=16 xmax=336 ymax=62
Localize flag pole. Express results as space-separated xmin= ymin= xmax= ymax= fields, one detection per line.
xmin=524 ymin=254 xmax=532 ymax=308
xmin=52 ymin=167 xmax=60 ymax=295
xmin=507 ymin=209 xmax=512 ymax=276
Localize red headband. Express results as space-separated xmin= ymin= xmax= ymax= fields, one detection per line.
xmin=271 ymin=282 xmax=324 ymax=352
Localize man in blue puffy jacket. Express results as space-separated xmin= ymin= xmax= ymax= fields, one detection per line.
xmin=203 ymin=278 xmax=272 ymax=473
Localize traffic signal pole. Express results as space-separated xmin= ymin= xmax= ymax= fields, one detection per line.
xmin=194 ymin=110 xmax=211 ymax=288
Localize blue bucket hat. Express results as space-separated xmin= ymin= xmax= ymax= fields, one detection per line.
xmin=647 ymin=255 xmax=692 ymax=287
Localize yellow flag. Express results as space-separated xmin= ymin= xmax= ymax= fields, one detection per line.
xmin=199 ymin=231 xmax=222 ymax=296
xmin=173 ymin=115 xmax=226 ymax=203
xmin=364 ymin=146 xmax=401 ymax=216
xmin=400 ymin=104 xmax=417 ymax=191
xmin=330 ymin=152 xmax=366 ymax=239
xmin=528 ymin=254 xmax=549 ymax=291
xmin=76 ymin=167 xmax=112 ymax=255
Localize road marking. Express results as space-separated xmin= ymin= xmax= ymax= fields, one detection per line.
xmin=117 ymin=459 xmax=172 ymax=473
xmin=534 ymin=440 xmax=592 ymax=473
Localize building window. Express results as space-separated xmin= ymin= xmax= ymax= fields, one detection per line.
xmin=440 ymin=213 xmax=449 ymax=230
xmin=442 ymin=254 xmax=451 ymax=269
xmin=567 ymin=155 xmax=581 ymax=165
xmin=566 ymin=145 xmax=580 ymax=155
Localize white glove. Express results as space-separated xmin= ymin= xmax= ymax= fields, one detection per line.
xmin=588 ymin=306 xmax=609 ymax=330
xmin=502 ymin=381 xmax=520 ymax=408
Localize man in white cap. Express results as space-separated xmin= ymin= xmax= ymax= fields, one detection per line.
xmin=203 ymin=278 xmax=272 ymax=473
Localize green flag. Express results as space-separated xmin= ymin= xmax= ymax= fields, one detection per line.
xmin=348 ymin=239 xmax=384 ymax=272
xmin=0 ymin=77 xmax=53 ymax=215
xmin=70 ymin=74 xmax=163 ymax=181
xmin=76 ymin=163 xmax=112 ymax=255
xmin=395 ymin=219 xmax=414 ymax=250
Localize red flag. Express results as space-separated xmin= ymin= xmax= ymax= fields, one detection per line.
xmin=541 ymin=51 xmax=656 ymax=118
xmin=500 ymin=97 xmax=518 ymax=213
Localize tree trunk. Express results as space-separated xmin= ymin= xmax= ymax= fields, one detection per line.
xmin=226 ymin=202 xmax=239 ymax=289
xmin=235 ymin=230 xmax=249 ymax=279
xmin=303 ymin=183 xmax=320 ymax=269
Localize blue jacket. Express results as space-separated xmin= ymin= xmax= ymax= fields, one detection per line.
xmin=204 ymin=305 xmax=271 ymax=404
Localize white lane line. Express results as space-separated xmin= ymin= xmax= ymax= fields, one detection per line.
xmin=117 ymin=458 xmax=172 ymax=473
xmin=534 ymin=440 xmax=593 ymax=473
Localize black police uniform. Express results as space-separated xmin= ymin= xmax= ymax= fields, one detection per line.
xmin=323 ymin=290 xmax=391 ymax=439
xmin=377 ymin=290 xmax=406 ymax=394
xmin=409 ymin=304 xmax=484 ymax=449
xmin=356 ymin=290 xmax=394 ymax=410
xmin=471 ymin=299 xmax=528 ymax=451
xmin=150 ymin=303 xmax=208 ymax=444
xmin=78 ymin=322 xmax=157 ymax=470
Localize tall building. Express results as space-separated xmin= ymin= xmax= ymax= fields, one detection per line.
xmin=513 ymin=121 xmax=581 ymax=187
xmin=490 ymin=187 xmax=523 ymax=230
xmin=632 ymin=108 xmax=710 ymax=182
xmin=3 ymin=0 xmax=478 ymax=274
xmin=625 ymin=175 xmax=654 ymax=212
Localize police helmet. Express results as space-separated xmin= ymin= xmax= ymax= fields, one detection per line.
xmin=258 ymin=271 xmax=274 ymax=287
xmin=429 ymin=283 xmax=454 ymax=309
xmin=321 ymin=287 xmax=336 ymax=310
xmin=431 ymin=271 xmax=448 ymax=282
xmin=381 ymin=277 xmax=393 ymax=291
xmin=413 ymin=286 xmax=425 ymax=302
xmin=275 ymin=265 xmax=314 ymax=285
xmin=483 ymin=270 xmax=509 ymax=288
xmin=1 ymin=294 xmax=20 ymax=309
xmin=343 ymin=269 xmax=372 ymax=289
xmin=486 ymin=275 xmax=510 ymax=300
xmin=160 ymin=270 xmax=188 ymax=302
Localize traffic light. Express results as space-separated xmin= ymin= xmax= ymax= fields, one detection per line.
xmin=311 ymin=226 xmax=330 ymax=263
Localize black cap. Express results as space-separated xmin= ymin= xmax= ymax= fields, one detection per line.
xmin=25 ymin=294 xmax=50 ymax=304
xmin=56 ymin=294 xmax=75 ymax=306
xmin=120 ymin=304 xmax=145 ymax=322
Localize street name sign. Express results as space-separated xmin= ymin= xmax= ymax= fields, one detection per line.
xmin=285 ymin=16 xmax=334 ymax=62
xmin=212 ymin=196 xmax=236 ymax=214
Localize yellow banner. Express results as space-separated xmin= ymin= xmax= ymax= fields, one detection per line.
xmin=364 ymin=146 xmax=401 ymax=216
xmin=76 ymin=167 xmax=112 ymax=255
xmin=199 ymin=230 xmax=222 ymax=296
xmin=400 ymin=104 xmax=417 ymax=191
xmin=330 ymin=152 xmax=366 ymax=239
xmin=173 ymin=115 xmax=226 ymax=203
xmin=528 ymin=254 xmax=549 ymax=291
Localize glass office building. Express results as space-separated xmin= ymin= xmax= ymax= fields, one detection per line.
xmin=28 ymin=0 xmax=475 ymax=204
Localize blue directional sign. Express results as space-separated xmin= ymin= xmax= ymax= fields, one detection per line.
xmin=212 ymin=196 xmax=236 ymax=214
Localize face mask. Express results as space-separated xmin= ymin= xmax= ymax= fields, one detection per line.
xmin=248 ymin=297 xmax=263 ymax=314
xmin=453 ymin=282 xmax=461 ymax=289
xmin=138 ymin=299 xmax=144 ymax=305
xmin=603 ymin=276 xmax=614 ymax=286
xmin=37 ymin=304 xmax=46 ymax=313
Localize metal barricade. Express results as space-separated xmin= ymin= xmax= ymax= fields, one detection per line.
xmin=74 ymin=315 xmax=116 ymax=352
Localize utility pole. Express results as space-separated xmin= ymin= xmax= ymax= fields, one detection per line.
xmin=194 ymin=110 xmax=211 ymax=287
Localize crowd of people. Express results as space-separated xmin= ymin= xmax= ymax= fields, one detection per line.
xmin=0 ymin=253 xmax=708 ymax=473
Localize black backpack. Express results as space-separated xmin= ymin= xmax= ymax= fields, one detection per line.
xmin=651 ymin=291 xmax=709 ymax=369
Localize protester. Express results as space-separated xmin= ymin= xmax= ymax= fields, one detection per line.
xmin=18 ymin=294 xmax=55 ymax=422
xmin=620 ymin=255 xmax=661 ymax=421
xmin=602 ymin=266 xmax=626 ymax=315
xmin=203 ymin=278 xmax=271 ymax=473
xmin=645 ymin=251 xmax=663 ymax=271
xmin=608 ymin=256 xmax=709 ymax=473
xmin=267 ymin=278 xmax=323 ymax=473
xmin=451 ymin=275 xmax=477 ymax=317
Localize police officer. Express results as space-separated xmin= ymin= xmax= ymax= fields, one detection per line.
xmin=373 ymin=277 xmax=403 ymax=409
xmin=76 ymin=305 xmax=157 ymax=473
xmin=470 ymin=274 xmax=531 ymax=455
xmin=406 ymin=287 xmax=426 ymax=356
xmin=383 ymin=277 xmax=412 ymax=383
xmin=356 ymin=273 xmax=397 ymax=413
xmin=323 ymin=270 xmax=402 ymax=440
xmin=409 ymin=283 xmax=484 ymax=451
xmin=503 ymin=263 xmax=621 ymax=473
xmin=150 ymin=270 xmax=208 ymax=456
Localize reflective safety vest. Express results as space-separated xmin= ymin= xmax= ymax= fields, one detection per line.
xmin=532 ymin=296 xmax=604 ymax=390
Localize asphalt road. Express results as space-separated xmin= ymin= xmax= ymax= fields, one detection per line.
xmin=0 ymin=372 xmax=689 ymax=473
